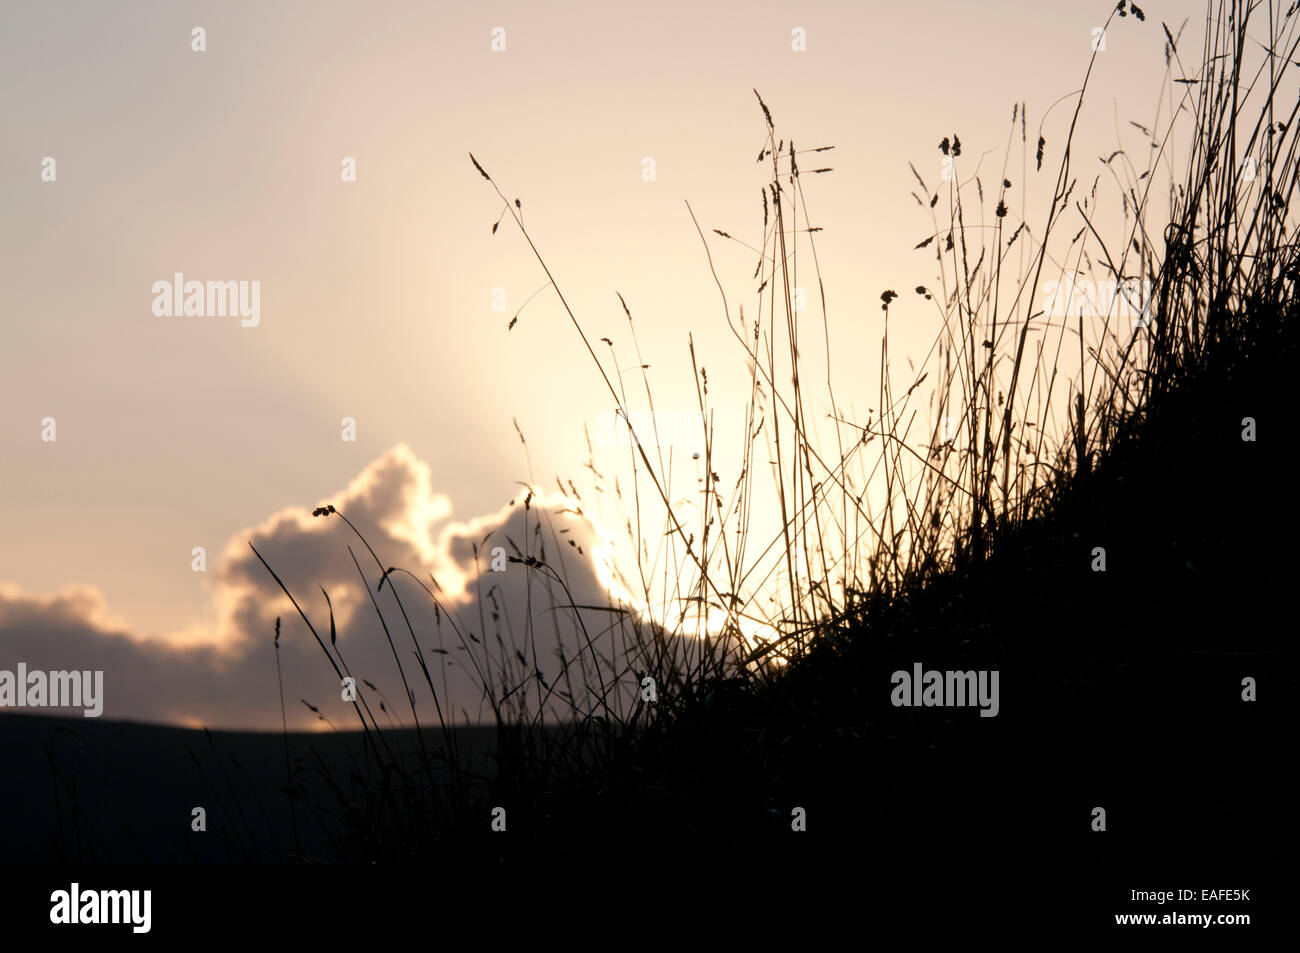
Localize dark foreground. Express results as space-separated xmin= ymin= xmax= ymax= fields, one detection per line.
xmin=0 ymin=716 xmax=498 ymax=863
xmin=1 ymin=320 xmax=1292 ymax=936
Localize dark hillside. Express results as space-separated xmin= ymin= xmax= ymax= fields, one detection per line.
xmin=525 ymin=299 xmax=1295 ymax=884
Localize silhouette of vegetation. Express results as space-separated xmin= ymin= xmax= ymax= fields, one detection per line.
xmin=30 ymin=1 xmax=1292 ymax=871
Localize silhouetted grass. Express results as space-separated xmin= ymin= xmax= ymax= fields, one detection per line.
xmin=225 ymin=0 xmax=1297 ymax=860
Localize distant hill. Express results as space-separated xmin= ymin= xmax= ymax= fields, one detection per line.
xmin=0 ymin=714 xmax=499 ymax=862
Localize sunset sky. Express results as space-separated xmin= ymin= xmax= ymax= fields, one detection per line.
xmin=0 ymin=1 xmax=1213 ymax=727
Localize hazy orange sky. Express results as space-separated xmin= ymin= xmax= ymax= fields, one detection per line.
xmin=0 ymin=1 xmax=1229 ymax=726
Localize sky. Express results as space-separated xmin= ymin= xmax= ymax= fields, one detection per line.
xmin=0 ymin=0 xmax=1221 ymax=728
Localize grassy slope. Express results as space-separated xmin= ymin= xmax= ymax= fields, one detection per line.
xmin=528 ymin=300 xmax=1296 ymax=871
xmin=7 ymin=298 xmax=1290 ymax=873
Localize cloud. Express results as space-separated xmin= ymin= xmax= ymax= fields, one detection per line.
xmin=0 ymin=445 xmax=646 ymax=730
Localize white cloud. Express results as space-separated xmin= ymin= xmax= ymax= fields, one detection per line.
xmin=0 ymin=445 xmax=646 ymax=730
